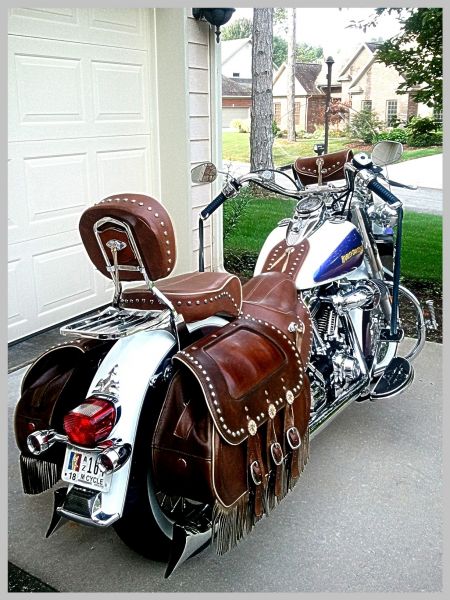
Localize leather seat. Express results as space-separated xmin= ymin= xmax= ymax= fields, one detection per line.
xmin=120 ymin=271 xmax=242 ymax=323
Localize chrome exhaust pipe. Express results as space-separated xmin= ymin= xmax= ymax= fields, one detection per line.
xmin=96 ymin=443 xmax=132 ymax=473
xmin=27 ymin=429 xmax=67 ymax=455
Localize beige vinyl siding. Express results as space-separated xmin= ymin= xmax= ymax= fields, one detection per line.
xmin=187 ymin=16 xmax=214 ymax=271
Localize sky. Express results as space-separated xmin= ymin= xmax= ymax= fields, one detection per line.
xmin=228 ymin=7 xmax=403 ymax=68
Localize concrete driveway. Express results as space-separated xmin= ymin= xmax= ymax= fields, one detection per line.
xmin=8 ymin=341 xmax=442 ymax=593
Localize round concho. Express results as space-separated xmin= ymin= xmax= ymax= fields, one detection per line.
xmin=286 ymin=390 xmax=295 ymax=405
xmin=268 ymin=404 xmax=276 ymax=419
xmin=247 ymin=419 xmax=257 ymax=436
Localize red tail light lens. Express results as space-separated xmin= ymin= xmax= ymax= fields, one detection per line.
xmin=63 ymin=397 xmax=116 ymax=447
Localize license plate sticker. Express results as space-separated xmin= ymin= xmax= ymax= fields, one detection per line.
xmin=62 ymin=447 xmax=112 ymax=492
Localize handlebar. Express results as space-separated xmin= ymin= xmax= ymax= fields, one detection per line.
xmin=367 ymin=178 xmax=401 ymax=207
xmin=200 ymin=192 xmax=229 ymax=220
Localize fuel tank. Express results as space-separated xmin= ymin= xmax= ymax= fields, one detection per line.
xmin=254 ymin=219 xmax=367 ymax=290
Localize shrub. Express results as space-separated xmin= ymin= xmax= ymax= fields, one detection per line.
xmin=224 ymin=248 xmax=259 ymax=279
xmin=329 ymin=128 xmax=347 ymax=138
xmin=375 ymin=128 xmax=408 ymax=144
xmin=230 ymin=118 xmax=250 ymax=133
xmin=223 ymin=194 xmax=251 ymax=242
xmin=405 ymin=116 xmax=442 ymax=147
xmin=312 ymin=124 xmax=325 ymax=138
xmin=406 ymin=130 xmax=442 ymax=147
xmin=272 ymin=120 xmax=280 ymax=137
xmin=348 ymin=107 xmax=383 ymax=143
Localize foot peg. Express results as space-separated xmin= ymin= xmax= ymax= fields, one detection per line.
xmin=371 ymin=356 xmax=414 ymax=400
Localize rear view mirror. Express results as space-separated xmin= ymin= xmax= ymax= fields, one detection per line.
xmin=191 ymin=162 xmax=218 ymax=184
xmin=372 ymin=141 xmax=403 ymax=166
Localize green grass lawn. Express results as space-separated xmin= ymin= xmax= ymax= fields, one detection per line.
xmin=222 ymin=131 xmax=442 ymax=166
xmin=222 ymin=132 xmax=352 ymax=166
xmin=224 ymin=195 xmax=442 ymax=283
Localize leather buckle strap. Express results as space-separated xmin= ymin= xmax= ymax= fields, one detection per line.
xmin=286 ymin=426 xmax=301 ymax=450
xmin=250 ymin=460 xmax=263 ymax=485
xmin=270 ymin=442 xmax=284 ymax=466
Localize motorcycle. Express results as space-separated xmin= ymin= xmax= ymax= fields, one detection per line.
xmin=14 ymin=140 xmax=435 ymax=577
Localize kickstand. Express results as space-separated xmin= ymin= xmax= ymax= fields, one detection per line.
xmin=46 ymin=487 xmax=69 ymax=538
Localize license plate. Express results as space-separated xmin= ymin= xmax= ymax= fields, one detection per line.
xmin=62 ymin=447 xmax=112 ymax=492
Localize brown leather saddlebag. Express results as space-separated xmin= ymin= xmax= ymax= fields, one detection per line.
xmin=14 ymin=338 xmax=113 ymax=494
xmin=152 ymin=314 xmax=310 ymax=554
xmin=293 ymin=148 xmax=353 ymax=186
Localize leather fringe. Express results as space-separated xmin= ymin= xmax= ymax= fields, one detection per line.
xmin=281 ymin=428 xmax=310 ymax=500
xmin=19 ymin=454 xmax=61 ymax=495
xmin=212 ymin=494 xmax=254 ymax=555
xmin=212 ymin=429 xmax=310 ymax=555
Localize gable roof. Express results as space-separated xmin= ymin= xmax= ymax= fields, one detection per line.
xmin=273 ymin=62 xmax=323 ymax=95
xmin=221 ymin=37 xmax=252 ymax=65
xmin=294 ymin=63 xmax=323 ymax=95
xmin=338 ymin=42 xmax=381 ymax=78
xmin=222 ymin=75 xmax=252 ymax=97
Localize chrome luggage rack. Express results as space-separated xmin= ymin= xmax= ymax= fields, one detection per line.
xmin=60 ymin=305 xmax=172 ymax=340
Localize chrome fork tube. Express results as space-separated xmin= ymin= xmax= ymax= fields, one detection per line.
xmin=352 ymin=201 xmax=392 ymax=323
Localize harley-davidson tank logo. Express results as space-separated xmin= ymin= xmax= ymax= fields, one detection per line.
xmin=341 ymin=244 xmax=363 ymax=264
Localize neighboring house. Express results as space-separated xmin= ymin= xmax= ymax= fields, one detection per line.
xmin=221 ymin=37 xmax=252 ymax=79
xmin=272 ymin=62 xmax=325 ymax=133
xmin=8 ymin=8 xmax=222 ymax=342
xmin=336 ymin=42 xmax=425 ymax=124
xmin=222 ymin=76 xmax=252 ymax=128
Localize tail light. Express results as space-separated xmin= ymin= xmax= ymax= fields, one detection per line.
xmin=63 ymin=397 xmax=116 ymax=447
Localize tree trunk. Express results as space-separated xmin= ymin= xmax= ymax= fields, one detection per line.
xmin=250 ymin=8 xmax=274 ymax=172
xmin=287 ymin=8 xmax=296 ymax=142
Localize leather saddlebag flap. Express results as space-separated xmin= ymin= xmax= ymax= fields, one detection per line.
xmin=293 ymin=149 xmax=353 ymax=185
xmin=152 ymin=314 xmax=310 ymax=553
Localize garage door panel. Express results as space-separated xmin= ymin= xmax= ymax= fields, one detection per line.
xmin=96 ymin=147 xmax=151 ymax=198
xmin=25 ymin=153 xmax=88 ymax=223
xmin=8 ymin=157 xmax=27 ymax=242
xmin=8 ymin=8 xmax=148 ymax=50
xmin=92 ymin=60 xmax=146 ymax=122
xmin=14 ymin=54 xmax=84 ymax=125
xmin=8 ymin=258 xmax=33 ymax=332
xmin=32 ymin=242 xmax=97 ymax=316
xmin=9 ymin=37 xmax=150 ymax=141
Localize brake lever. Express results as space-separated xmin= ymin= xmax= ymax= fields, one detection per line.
xmin=385 ymin=178 xmax=418 ymax=190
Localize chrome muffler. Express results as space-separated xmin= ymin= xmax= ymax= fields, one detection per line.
xmin=27 ymin=429 xmax=67 ymax=455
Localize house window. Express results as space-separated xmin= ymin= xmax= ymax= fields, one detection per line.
xmin=294 ymin=102 xmax=300 ymax=126
xmin=386 ymin=100 xmax=398 ymax=126
xmin=232 ymin=72 xmax=240 ymax=77
xmin=433 ymin=107 xmax=443 ymax=125
xmin=361 ymin=100 xmax=372 ymax=111
xmin=274 ymin=102 xmax=281 ymax=125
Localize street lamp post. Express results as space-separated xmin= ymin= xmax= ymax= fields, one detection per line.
xmin=323 ymin=56 xmax=334 ymax=154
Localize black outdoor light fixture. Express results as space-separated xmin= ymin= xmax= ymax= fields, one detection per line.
xmin=192 ymin=8 xmax=236 ymax=42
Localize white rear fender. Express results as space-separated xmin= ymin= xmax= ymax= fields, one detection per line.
xmin=75 ymin=316 xmax=228 ymax=520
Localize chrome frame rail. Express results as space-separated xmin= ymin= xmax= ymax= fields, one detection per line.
xmin=60 ymin=305 xmax=174 ymax=340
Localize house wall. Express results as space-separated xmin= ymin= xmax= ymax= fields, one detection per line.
xmin=222 ymin=43 xmax=252 ymax=78
xmin=340 ymin=48 xmax=430 ymax=125
xmin=187 ymin=14 xmax=222 ymax=272
xmin=273 ymin=68 xmax=308 ymax=132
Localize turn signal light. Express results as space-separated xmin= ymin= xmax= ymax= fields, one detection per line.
xmin=63 ymin=398 xmax=116 ymax=448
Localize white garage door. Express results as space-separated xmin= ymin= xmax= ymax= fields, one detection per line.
xmin=222 ymin=106 xmax=250 ymax=129
xmin=8 ymin=8 xmax=155 ymax=342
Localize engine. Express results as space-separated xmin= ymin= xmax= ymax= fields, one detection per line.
xmin=303 ymin=279 xmax=382 ymax=414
